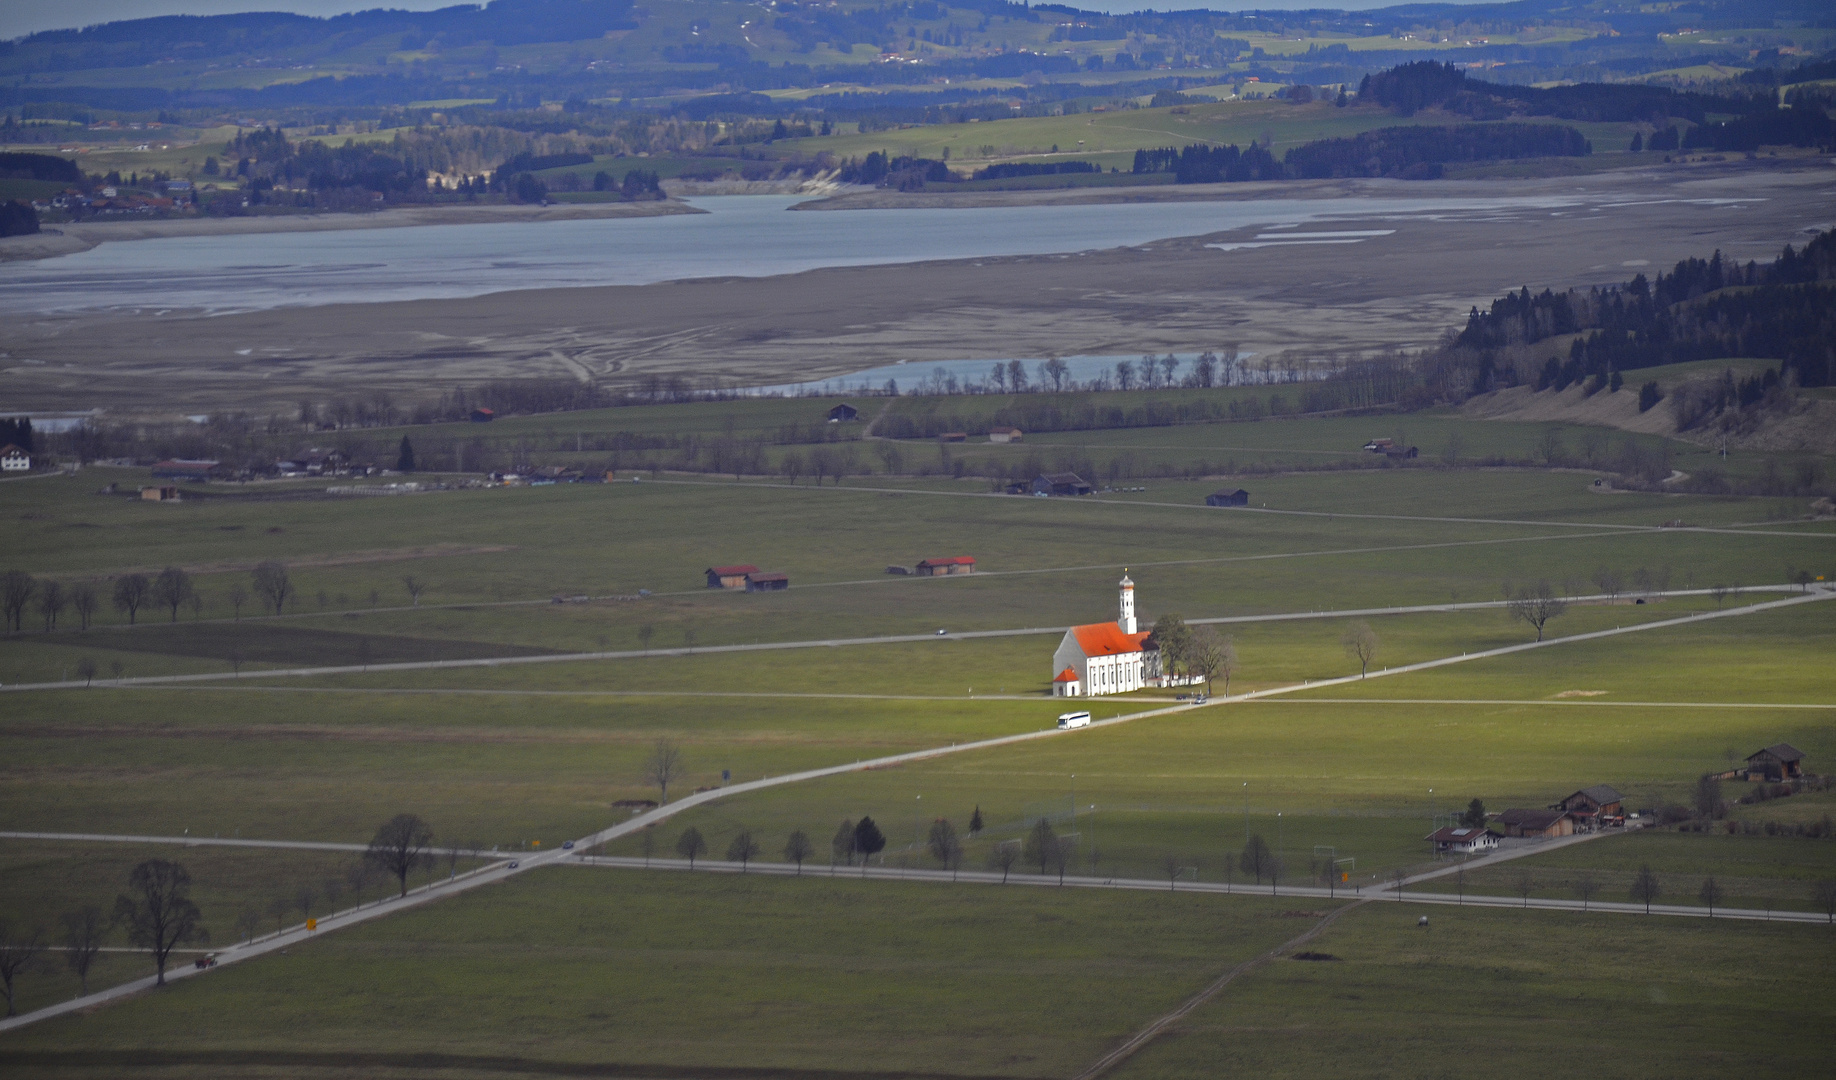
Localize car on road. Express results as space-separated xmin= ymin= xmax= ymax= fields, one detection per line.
xmin=506 ymin=860 xmax=519 ymax=869
xmin=561 ymin=840 xmax=574 ymax=849
xmin=935 ymin=629 xmax=948 ymax=636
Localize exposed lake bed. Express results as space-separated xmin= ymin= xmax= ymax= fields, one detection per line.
xmin=2 ymin=161 xmax=1830 ymax=416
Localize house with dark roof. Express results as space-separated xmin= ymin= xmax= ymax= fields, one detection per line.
xmin=1033 ymin=472 xmax=1093 ymax=497
xmin=1745 ymin=744 xmax=1805 ymax=783
xmin=0 ymin=444 xmax=30 ymax=472
xmin=745 ymin=571 xmax=789 ymax=592
xmin=916 ymin=556 xmax=975 ymax=576
xmin=151 ymin=459 xmax=222 ymax=483
xmin=706 ymin=564 xmax=758 ymax=590
xmin=827 ymin=403 xmax=859 ymax=422
xmin=1205 ymin=488 xmax=1249 ymax=507
xmin=1425 ymin=826 xmax=1497 ymax=855
xmin=1552 ymin=785 xmax=1625 ymax=829
xmin=1494 ymin=808 xmax=1574 ymax=839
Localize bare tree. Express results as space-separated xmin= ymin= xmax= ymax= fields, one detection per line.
xmin=1709 ymin=583 xmax=1731 ymax=609
xmin=227 ymin=582 xmax=250 ymax=621
xmin=1812 ymin=880 xmax=1836 ymax=924
xmin=1023 ymin=818 xmax=1061 ymax=877
xmin=321 ymin=874 xmax=344 ymax=914
xmin=0 ymin=921 xmax=46 ymax=1016
xmin=1698 ymin=876 xmax=1724 ymax=917
xmin=927 ymin=819 xmax=962 ymax=879
xmin=59 ymin=905 xmax=109 ymax=996
xmin=1629 ymin=864 xmax=1661 ymax=914
xmin=1592 ymin=567 xmax=1623 ymax=601
xmin=114 ymin=859 xmax=206 ymax=986
xmin=233 ymin=908 xmax=261 ymax=944
xmin=725 ymin=830 xmax=760 ymax=871
xmin=112 ymin=573 xmax=150 ymax=625
xmin=364 ymin=814 xmax=435 ymax=897
xmin=267 ymin=895 xmax=292 ymax=935
xmin=295 ymin=884 xmax=317 ymax=922
xmin=252 ymin=562 xmax=293 ymax=615
xmin=1240 ymin=833 xmax=1275 ymax=884
xmin=70 ymin=582 xmax=98 ymax=630
xmin=986 ymin=841 xmax=1020 ymax=883
xmin=675 ymin=826 xmax=707 ymax=869
xmin=1512 ymin=870 xmax=1536 ymax=908
xmin=151 ymin=567 xmax=195 ymax=623
xmin=783 ymin=829 xmax=814 ymax=875
xmin=1506 ymin=580 xmax=1569 ymax=641
xmin=76 ymin=658 xmax=97 ymax=686
xmin=1573 ymin=872 xmax=1600 ymax=912
xmin=1693 ymin=775 xmax=1725 ymax=820
xmin=1186 ymin=625 xmax=1230 ymax=695
xmin=1341 ymin=620 xmax=1379 ymax=678
xmin=1 ymin=570 xmax=35 ymax=633
xmin=402 ymin=575 xmax=426 ymax=606
xmin=1162 ymin=854 xmax=1184 ymax=892
xmin=36 ymin=579 xmax=66 ymax=632
xmin=637 ymin=624 xmax=655 ymax=653
xmin=830 ymin=819 xmax=855 ymax=872
xmin=643 ymin=739 xmax=686 ymax=805
xmin=639 ymin=828 xmax=656 ymax=867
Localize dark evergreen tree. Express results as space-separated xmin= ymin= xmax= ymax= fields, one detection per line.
xmin=852 ymin=816 xmax=886 ymax=867
xmin=396 ymin=436 xmax=415 ymax=472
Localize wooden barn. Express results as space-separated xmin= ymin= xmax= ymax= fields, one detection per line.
xmin=705 ymin=564 xmax=758 ymax=590
xmin=1745 ymin=744 xmax=1805 ymax=782
xmin=1205 ymin=488 xmax=1249 ymax=507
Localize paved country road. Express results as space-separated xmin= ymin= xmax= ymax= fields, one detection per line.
xmin=0 ymin=585 xmax=1811 ymax=694
xmin=2 ymin=586 xmax=1829 ymax=1034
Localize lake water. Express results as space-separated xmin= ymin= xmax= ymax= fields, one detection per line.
xmin=0 ymin=192 xmax=1588 ymax=317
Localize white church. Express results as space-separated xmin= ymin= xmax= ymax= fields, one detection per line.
xmin=1050 ymin=574 xmax=1196 ymax=697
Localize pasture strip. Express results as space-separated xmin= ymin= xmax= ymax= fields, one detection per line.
xmin=2 ymin=587 xmax=1800 ymax=693
xmin=3 ymin=591 xmax=1825 ymax=1033
xmin=1071 ymin=900 xmax=1371 ymax=1080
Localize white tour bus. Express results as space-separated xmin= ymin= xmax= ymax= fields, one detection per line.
xmin=1056 ymin=711 xmax=1092 ymax=729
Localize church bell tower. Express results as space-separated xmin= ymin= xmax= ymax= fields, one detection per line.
xmin=1118 ymin=572 xmax=1136 ymax=634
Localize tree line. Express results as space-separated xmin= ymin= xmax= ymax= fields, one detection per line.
xmin=1428 ymin=227 xmax=1836 ymax=400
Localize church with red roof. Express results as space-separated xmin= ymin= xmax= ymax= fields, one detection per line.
xmin=1050 ymin=573 xmax=1184 ymax=697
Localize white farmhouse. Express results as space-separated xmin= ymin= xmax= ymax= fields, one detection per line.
xmin=1051 ymin=574 xmax=1191 ymax=697
xmin=0 ymin=445 xmax=30 ymax=473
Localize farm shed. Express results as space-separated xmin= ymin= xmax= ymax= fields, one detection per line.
xmin=1552 ymin=785 xmax=1624 ymax=829
xmin=746 ymin=571 xmax=789 ymax=592
xmin=916 ymin=557 xmax=976 ymax=576
xmin=1205 ymin=488 xmax=1249 ymax=507
xmin=1033 ymin=472 xmax=1093 ymax=497
xmin=705 ymin=564 xmax=758 ymax=590
xmin=988 ymin=427 xmax=1023 ymax=444
xmin=827 ymin=403 xmax=859 ymax=422
xmin=1745 ymin=744 xmax=1805 ymax=782
xmin=1495 ymin=809 xmax=1574 ymax=839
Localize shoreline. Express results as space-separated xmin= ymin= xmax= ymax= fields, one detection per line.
xmin=0 ymin=199 xmax=704 ymax=263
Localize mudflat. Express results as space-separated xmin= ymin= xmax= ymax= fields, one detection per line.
xmin=4 ymin=161 xmax=1831 ymax=416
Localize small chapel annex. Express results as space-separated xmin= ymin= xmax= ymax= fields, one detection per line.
xmin=1049 ymin=574 xmax=1195 ymax=697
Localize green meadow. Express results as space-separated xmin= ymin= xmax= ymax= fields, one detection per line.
xmin=1110 ymin=901 xmax=1836 ymax=1080
xmin=0 ymin=401 xmax=1831 ymax=1072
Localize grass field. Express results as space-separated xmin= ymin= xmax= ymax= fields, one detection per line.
xmin=1110 ymin=901 xmax=1836 ymax=1079
xmin=0 ymin=869 xmax=1312 ymax=1078
xmin=1 ymin=401 xmax=1831 ymax=1068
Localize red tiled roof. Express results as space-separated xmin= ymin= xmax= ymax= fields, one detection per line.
xmin=1071 ymin=622 xmax=1149 ymax=657
xmin=708 ymin=565 xmax=758 ymax=576
xmin=917 ymin=556 xmax=976 ymax=568
xmin=1053 ymin=667 xmax=1080 ymax=683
